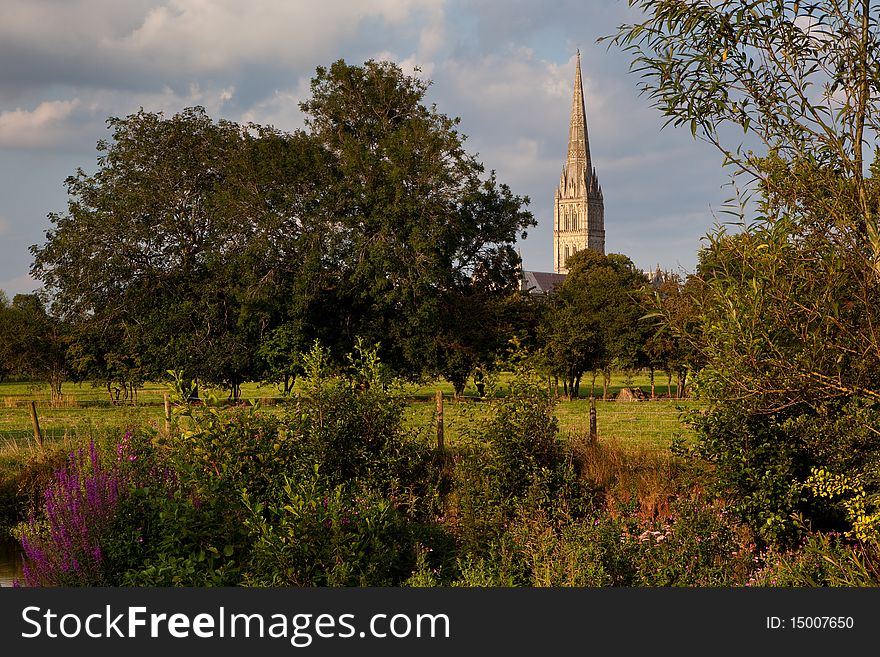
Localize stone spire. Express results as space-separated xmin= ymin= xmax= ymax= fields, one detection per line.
xmin=567 ymin=50 xmax=591 ymax=176
xmin=554 ymin=50 xmax=605 ymax=274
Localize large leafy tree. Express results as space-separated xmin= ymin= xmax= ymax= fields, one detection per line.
xmin=299 ymin=59 xmax=534 ymax=380
xmin=611 ymin=0 xmax=880 ymax=543
xmin=31 ymin=60 xmax=533 ymax=394
xmin=31 ymin=108 xmax=324 ymax=397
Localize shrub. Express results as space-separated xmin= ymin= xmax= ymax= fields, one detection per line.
xmin=687 ymin=398 xmax=880 ymax=547
xmin=17 ymin=440 xmax=122 ymax=586
xmin=118 ymin=342 xmax=440 ymax=586
xmin=630 ymin=498 xmax=756 ymax=586
xmin=752 ymin=530 xmax=880 ymax=587
xmin=0 ymin=443 xmax=70 ymax=536
xmin=242 ymin=470 xmax=415 ymax=586
xmin=479 ymin=370 xmax=596 ymax=518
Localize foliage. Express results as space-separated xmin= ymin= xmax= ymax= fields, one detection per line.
xmin=407 ymin=497 xmax=755 ymax=587
xmin=611 ymin=0 xmax=880 ymax=546
xmin=17 ymin=374 xmax=878 ymax=588
xmin=242 ymin=471 xmax=414 ymax=586
xmin=32 ymin=60 xmax=533 ymax=393
xmin=539 ymin=250 xmax=650 ymax=399
xmin=753 ymin=530 xmax=880 ymax=587
xmin=0 ymin=294 xmax=69 ymax=404
xmin=684 ymin=227 xmax=880 ymax=543
xmin=481 ymin=376 xmax=567 ymax=507
xmin=644 ymin=273 xmax=703 ymax=398
xmin=299 ymin=59 xmax=534 ymax=380
xmin=17 ymin=439 xmax=122 ymax=585
xmin=30 ymin=108 xmax=320 ymax=397
xmin=608 ymin=0 xmax=880 ymax=260
xmin=116 ymin=342 xmax=441 ymax=586
xmin=805 ymin=467 xmax=880 ymax=543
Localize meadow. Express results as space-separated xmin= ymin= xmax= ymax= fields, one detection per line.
xmin=0 ymin=373 xmax=690 ymax=453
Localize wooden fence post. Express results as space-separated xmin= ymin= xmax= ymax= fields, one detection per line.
xmin=163 ymin=393 xmax=172 ymax=435
xmin=29 ymin=401 xmax=44 ymax=449
xmin=589 ymin=396 xmax=597 ymax=443
xmin=435 ymin=390 xmax=444 ymax=451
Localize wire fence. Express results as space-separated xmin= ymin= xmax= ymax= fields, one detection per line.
xmin=555 ymin=398 xmax=697 ymax=449
xmin=1 ymin=388 xmax=700 ymax=454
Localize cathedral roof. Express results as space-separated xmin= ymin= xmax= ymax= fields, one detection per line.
xmin=521 ymin=270 xmax=567 ymax=296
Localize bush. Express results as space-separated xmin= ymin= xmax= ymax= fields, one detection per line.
xmin=752 ymin=531 xmax=880 ymax=587
xmin=118 ymin=342 xmax=442 ymax=585
xmin=480 ymin=371 xmax=596 ymax=517
xmin=630 ymin=498 xmax=755 ymax=586
xmin=687 ymin=398 xmax=880 ymax=547
xmin=0 ymin=443 xmax=70 ymax=536
xmin=242 ymin=470 xmax=416 ymax=586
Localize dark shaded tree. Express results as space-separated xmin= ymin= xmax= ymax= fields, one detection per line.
xmin=31 ymin=60 xmax=533 ymax=396
xmin=0 ymin=294 xmax=69 ymax=403
xmin=31 ymin=109 xmax=326 ymax=399
xmin=299 ymin=59 xmax=534 ymax=380
xmin=540 ymin=250 xmax=649 ymax=400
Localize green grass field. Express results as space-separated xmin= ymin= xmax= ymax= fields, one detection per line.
xmin=1 ymin=373 xmax=695 ymax=455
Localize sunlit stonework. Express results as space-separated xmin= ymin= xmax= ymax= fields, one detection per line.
xmin=554 ymin=51 xmax=605 ymax=274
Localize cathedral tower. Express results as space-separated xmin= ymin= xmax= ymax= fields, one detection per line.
xmin=554 ymin=50 xmax=604 ymax=274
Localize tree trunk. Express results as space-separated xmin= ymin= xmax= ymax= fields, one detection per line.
xmin=474 ymin=369 xmax=485 ymax=397
xmin=50 ymin=375 xmax=63 ymax=407
xmin=649 ymin=367 xmax=656 ymax=400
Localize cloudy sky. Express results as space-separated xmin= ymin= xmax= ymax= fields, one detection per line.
xmin=0 ymin=0 xmax=736 ymax=296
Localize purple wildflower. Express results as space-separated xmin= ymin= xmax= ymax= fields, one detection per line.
xmin=18 ymin=438 xmax=124 ymax=587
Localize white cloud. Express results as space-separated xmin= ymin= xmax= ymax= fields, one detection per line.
xmin=110 ymin=0 xmax=444 ymax=73
xmin=0 ymin=216 xmax=9 ymax=237
xmin=238 ymin=79 xmax=311 ymax=131
xmin=0 ymin=99 xmax=81 ymax=148
xmin=601 ymin=147 xmax=696 ymax=174
xmin=0 ymin=0 xmax=733 ymax=279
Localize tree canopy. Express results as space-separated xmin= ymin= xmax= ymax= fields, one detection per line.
xmin=30 ymin=59 xmax=534 ymax=395
xmin=612 ymin=0 xmax=880 ymax=544
xmin=540 ymin=250 xmax=649 ymax=400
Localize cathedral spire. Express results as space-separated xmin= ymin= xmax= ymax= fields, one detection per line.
xmin=566 ymin=49 xmax=591 ymax=174
xmin=554 ymin=50 xmax=605 ymax=274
